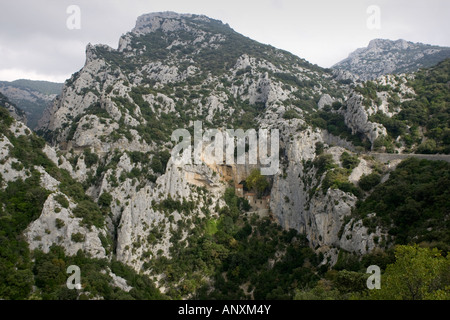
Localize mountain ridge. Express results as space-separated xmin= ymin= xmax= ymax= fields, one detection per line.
xmin=333 ymin=38 xmax=450 ymax=80
xmin=0 ymin=11 xmax=449 ymax=300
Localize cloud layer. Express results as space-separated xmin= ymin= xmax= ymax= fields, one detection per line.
xmin=1 ymin=0 xmax=449 ymax=82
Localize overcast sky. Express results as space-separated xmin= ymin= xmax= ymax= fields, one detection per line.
xmin=0 ymin=0 xmax=449 ymax=83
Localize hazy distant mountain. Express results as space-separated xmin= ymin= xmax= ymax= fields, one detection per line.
xmin=333 ymin=39 xmax=450 ymax=80
xmin=0 ymin=91 xmax=27 ymax=123
xmin=0 ymin=79 xmax=63 ymax=129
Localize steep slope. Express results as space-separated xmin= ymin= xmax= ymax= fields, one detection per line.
xmin=34 ymin=12 xmax=380 ymax=297
xmin=0 ymin=80 xmax=62 ymax=129
xmin=7 ymin=12 xmax=447 ymax=299
xmin=349 ymin=58 xmax=450 ymax=154
xmin=333 ymin=39 xmax=450 ymax=80
xmin=0 ymin=105 xmax=165 ymax=299
xmin=0 ymin=92 xmax=27 ymax=124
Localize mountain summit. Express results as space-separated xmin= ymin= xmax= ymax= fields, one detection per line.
xmin=1 ymin=12 xmax=449 ymax=300
xmin=333 ymin=38 xmax=450 ymax=80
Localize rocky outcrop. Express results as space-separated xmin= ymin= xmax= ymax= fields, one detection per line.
xmin=342 ymin=93 xmax=387 ymax=146
xmin=25 ymin=193 xmax=108 ymax=258
xmin=339 ymin=217 xmax=384 ymax=255
xmin=31 ymin=12 xmax=399 ymax=273
xmin=333 ymin=38 xmax=450 ymax=80
xmin=317 ymin=94 xmax=334 ymax=110
xmin=269 ymin=131 xmax=377 ymax=259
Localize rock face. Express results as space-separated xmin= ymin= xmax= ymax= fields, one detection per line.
xmin=269 ymin=130 xmax=381 ymax=258
xmin=26 ymin=12 xmax=426 ymax=277
xmin=333 ymin=38 xmax=450 ymax=80
xmin=341 ymin=93 xmax=387 ymax=146
xmin=317 ymin=94 xmax=334 ymax=110
xmin=25 ymin=193 xmax=108 ymax=258
xmin=0 ymin=113 xmax=109 ymax=260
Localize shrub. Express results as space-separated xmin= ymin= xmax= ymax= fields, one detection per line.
xmin=71 ymin=232 xmax=85 ymax=243
xmin=98 ymin=192 xmax=113 ymax=207
xmin=340 ymin=152 xmax=360 ymax=170
xmin=245 ymin=169 xmax=270 ymax=198
xmin=72 ymin=200 xmax=104 ymax=228
xmin=315 ymin=142 xmax=324 ymax=155
xmin=283 ymin=109 xmax=301 ymax=120
xmin=313 ymin=154 xmax=335 ymax=176
xmin=54 ymin=194 xmax=69 ymax=209
xmin=358 ymin=173 xmax=382 ymax=191
xmin=355 ymin=158 xmax=450 ymax=245
xmin=322 ymin=168 xmax=362 ymax=197
xmin=150 ymin=158 xmax=163 ymax=174
xmin=369 ymin=245 xmax=450 ymax=300
xmin=83 ymin=149 xmax=99 ymax=167
xmin=417 ymin=139 xmax=437 ymax=154
xmin=55 ymin=218 xmax=65 ymax=229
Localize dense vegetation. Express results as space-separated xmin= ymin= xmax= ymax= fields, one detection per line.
xmin=0 ymin=170 xmax=48 ymax=299
xmin=146 ymin=186 xmax=321 ymax=300
xmin=0 ymin=106 xmax=168 ymax=300
xmin=244 ymin=169 xmax=271 ymax=198
xmin=354 ymin=158 xmax=450 ymax=247
xmin=359 ymin=59 xmax=450 ymax=154
xmin=2 ymin=14 xmax=449 ymax=301
xmin=295 ymin=244 xmax=450 ymax=300
xmin=308 ymin=105 xmax=370 ymax=149
xmin=31 ymin=246 xmax=165 ymax=300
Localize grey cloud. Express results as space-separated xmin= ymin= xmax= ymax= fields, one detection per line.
xmin=0 ymin=0 xmax=449 ymax=81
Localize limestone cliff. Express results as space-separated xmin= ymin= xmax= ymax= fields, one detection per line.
xmin=30 ymin=13 xmax=412 ymax=276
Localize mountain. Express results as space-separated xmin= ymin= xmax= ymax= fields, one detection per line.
xmin=351 ymin=58 xmax=450 ymax=154
xmin=333 ymin=39 xmax=450 ymax=81
xmin=0 ymin=79 xmax=63 ymax=129
xmin=1 ymin=12 xmax=449 ymax=300
xmin=0 ymin=91 xmax=27 ymax=123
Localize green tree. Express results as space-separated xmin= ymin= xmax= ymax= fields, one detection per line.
xmin=151 ymin=157 xmax=163 ymax=174
xmin=54 ymin=194 xmax=69 ymax=208
xmin=417 ymin=139 xmax=437 ymax=154
xmin=370 ymin=245 xmax=450 ymax=300
xmin=315 ymin=142 xmax=324 ymax=155
xmin=98 ymin=192 xmax=113 ymax=207
xmin=72 ymin=200 xmax=104 ymax=228
xmin=83 ymin=149 xmax=99 ymax=167
xmin=333 ymin=270 xmax=368 ymax=294
xmin=245 ymin=169 xmax=269 ymax=198
xmin=358 ymin=172 xmax=381 ymax=191
xmin=340 ymin=152 xmax=360 ymax=170
xmin=71 ymin=232 xmax=86 ymax=243
xmin=294 ymin=280 xmax=341 ymax=300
